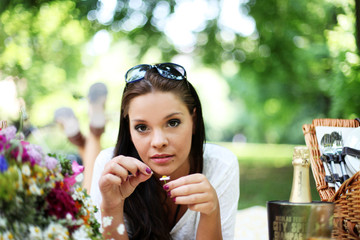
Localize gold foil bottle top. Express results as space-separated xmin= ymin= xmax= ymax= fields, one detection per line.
xmin=290 ymin=146 xmax=312 ymax=203
xmin=292 ymin=146 xmax=310 ymax=166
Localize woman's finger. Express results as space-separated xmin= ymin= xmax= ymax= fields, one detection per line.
xmin=172 ymin=192 xmax=207 ymax=205
xmin=109 ymin=155 xmax=152 ymax=177
xmin=175 ymin=193 xmax=218 ymax=215
xmin=100 ymin=172 xmax=123 ymax=187
xmin=102 ymin=160 xmax=129 ymax=182
xmin=107 ymin=155 xmax=138 ymax=176
xmin=168 ymin=182 xmax=205 ymax=197
xmin=164 ymin=174 xmax=210 ymax=198
xmin=102 ymin=155 xmax=152 ymax=182
xmin=99 ymin=155 xmax=153 ymax=201
xmin=165 ymin=173 xmax=204 ymax=190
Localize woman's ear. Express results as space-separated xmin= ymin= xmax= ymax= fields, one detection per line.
xmin=192 ymin=108 xmax=197 ymax=134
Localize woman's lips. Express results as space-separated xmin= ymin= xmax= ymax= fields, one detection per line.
xmin=150 ymin=154 xmax=174 ymax=164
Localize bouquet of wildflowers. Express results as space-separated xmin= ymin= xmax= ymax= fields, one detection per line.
xmin=0 ymin=126 xmax=103 ymax=240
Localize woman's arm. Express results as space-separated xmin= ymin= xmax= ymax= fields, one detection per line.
xmin=196 ymin=202 xmax=222 ymax=240
xmin=97 ymin=155 xmax=153 ymax=239
xmin=100 ymin=201 xmax=129 ymax=240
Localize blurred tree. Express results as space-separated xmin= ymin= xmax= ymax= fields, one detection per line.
xmin=0 ymin=0 xmax=97 ymax=110
xmin=0 ymin=0 xmax=359 ymax=144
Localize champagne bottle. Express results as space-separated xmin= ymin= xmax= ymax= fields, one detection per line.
xmin=289 ymin=146 xmax=312 ymax=203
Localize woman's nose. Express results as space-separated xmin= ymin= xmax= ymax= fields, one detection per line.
xmin=151 ymin=129 xmax=168 ymax=148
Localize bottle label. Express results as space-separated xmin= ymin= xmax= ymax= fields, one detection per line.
xmin=267 ymin=201 xmax=311 ymax=240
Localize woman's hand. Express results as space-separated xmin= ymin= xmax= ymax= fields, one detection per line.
xmin=164 ymin=173 xmax=219 ymax=215
xmin=164 ymin=174 xmax=222 ymax=239
xmin=99 ymin=155 xmax=153 ymax=210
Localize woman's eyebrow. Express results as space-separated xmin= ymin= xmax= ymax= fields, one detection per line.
xmin=130 ymin=112 xmax=184 ymax=123
xmin=131 ymin=118 xmax=146 ymax=123
xmin=164 ymin=112 xmax=183 ymax=119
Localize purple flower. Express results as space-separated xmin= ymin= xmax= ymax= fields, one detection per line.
xmin=25 ymin=143 xmax=43 ymax=166
xmin=10 ymin=141 xmax=33 ymax=165
xmin=1 ymin=126 xmax=16 ymax=141
xmin=45 ymin=155 xmax=58 ymax=170
xmin=0 ymin=155 xmax=8 ymax=172
xmin=0 ymin=135 xmax=7 ymax=152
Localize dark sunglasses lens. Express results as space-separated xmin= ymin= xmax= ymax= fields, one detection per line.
xmin=157 ymin=63 xmax=186 ymax=80
xmin=125 ymin=65 xmax=152 ymax=83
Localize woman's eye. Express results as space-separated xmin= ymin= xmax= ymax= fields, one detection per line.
xmin=135 ymin=124 xmax=148 ymax=132
xmin=168 ymin=119 xmax=180 ymax=128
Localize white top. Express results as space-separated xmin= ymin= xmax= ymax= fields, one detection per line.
xmin=90 ymin=143 xmax=239 ymax=240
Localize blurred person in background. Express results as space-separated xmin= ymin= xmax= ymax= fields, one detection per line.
xmin=55 ymin=82 xmax=108 ymax=193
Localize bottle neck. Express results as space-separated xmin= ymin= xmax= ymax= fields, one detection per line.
xmin=289 ymin=158 xmax=312 ymax=203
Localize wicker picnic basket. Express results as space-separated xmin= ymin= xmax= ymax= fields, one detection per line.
xmin=302 ymin=118 xmax=360 ymax=239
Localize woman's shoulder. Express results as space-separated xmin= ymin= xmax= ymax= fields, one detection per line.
xmin=99 ymin=147 xmax=115 ymax=157
xmin=203 ymin=143 xmax=238 ymax=172
xmin=202 ymin=143 xmax=239 ymax=188
xmin=94 ymin=147 xmax=115 ymax=166
xmin=204 ymin=143 xmax=237 ymax=163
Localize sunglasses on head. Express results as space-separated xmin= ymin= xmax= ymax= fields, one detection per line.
xmin=125 ymin=63 xmax=187 ymax=84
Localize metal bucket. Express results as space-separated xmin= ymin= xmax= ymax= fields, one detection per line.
xmin=267 ymin=200 xmax=334 ymax=240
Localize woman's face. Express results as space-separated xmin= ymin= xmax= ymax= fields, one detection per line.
xmin=128 ymin=91 xmax=194 ymax=179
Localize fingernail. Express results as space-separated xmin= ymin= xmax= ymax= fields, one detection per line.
xmin=167 ymin=191 xmax=171 ymax=197
xmin=146 ymin=167 xmax=152 ymax=174
xmin=163 ymin=185 xmax=169 ymax=191
xmin=172 ymin=197 xmax=176 ymax=203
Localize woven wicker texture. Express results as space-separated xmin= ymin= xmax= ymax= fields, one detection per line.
xmin=302 ymin=118 xmax=360 ymax=239
xmin=330 ymin=171 xmax=360 ymax=239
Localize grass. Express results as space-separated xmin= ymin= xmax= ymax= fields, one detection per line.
xmin=216 ymin=142 xmax=321 ymax=210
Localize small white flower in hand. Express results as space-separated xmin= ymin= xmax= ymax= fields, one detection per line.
xmin=159 ymin=175 xmax=170 ymax=184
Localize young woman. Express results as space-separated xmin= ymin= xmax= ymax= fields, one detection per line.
xmin=90 ymin=63 xmax=239 ymax=240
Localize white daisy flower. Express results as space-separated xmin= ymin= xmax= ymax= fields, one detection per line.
xmin=21 ymin=164 xmax=31 ymax=176
xmin=72 ymin=225 xmax=89 ymax=240
xmin=0 ymin=216 xmax=6 ymax=227
xmin=2 ymin=231 xmax=15 ymax=240
xmin=29 ymin=225 xmax=42 ymax=240
xmin=29 ymin=182 xmax=42 ymax=195
xmin=66 ymin=213 xmax=73 ymax=221
xmin=43 ymin=222 xmax=69 ymax=240
xmin=159 ymin=176 xmax=170 ymax=181
xmin=75 ymin=172 xmax=84 ymax=182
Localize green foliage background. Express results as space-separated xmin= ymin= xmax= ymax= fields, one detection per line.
xmin=0 ymin=0 xmax=359 ymax=145
xmin=1 ymin=0 xmax=358 ymax=210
